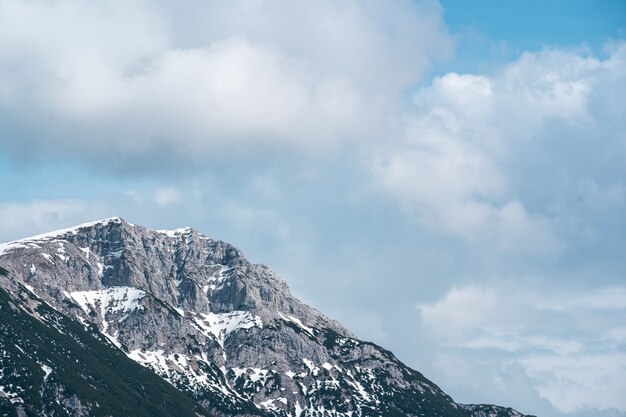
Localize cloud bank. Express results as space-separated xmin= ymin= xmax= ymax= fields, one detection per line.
xmin=0 ymin=0 xmax=451 ymax=168
xmin=419 ymin=283 xmax=626 ymax=415
xmin=374 ymin=44 xmax=626 ymax=254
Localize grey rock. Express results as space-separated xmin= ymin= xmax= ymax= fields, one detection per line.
xmin=0 ymin=217 xmax=532 ymax=417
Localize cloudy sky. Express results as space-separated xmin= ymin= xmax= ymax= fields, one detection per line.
xmin=1 ymin=1 xmax=625 ymax=416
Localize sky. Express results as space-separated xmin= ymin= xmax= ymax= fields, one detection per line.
xmin=0 ymin=1 xmax=625 ymax=416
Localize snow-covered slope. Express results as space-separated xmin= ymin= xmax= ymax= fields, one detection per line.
xmin=0 ymin=218 xmax=535 ymax=417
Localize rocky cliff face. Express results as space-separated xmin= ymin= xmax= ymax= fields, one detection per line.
xmin=0 ymin=266 xmax=212 ymax=417
xmin=0 ymin=218 xmax=534 ymax=417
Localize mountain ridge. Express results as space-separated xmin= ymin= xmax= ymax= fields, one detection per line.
xmin=0 ymin=217 xmax=535 ymax=417
xmin=0 ymin=267 xmax=214 ymax=417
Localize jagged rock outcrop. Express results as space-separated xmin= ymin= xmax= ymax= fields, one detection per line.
xmin=0 ymin=266 xmax=212 ymax=417
xmin=0 ymin=218 xmax=535 ymax=417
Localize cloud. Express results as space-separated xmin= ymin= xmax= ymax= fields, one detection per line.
xmin=372 ymin=44 xmax=626 ymax=255
xmin=521 ymin=353 xmax=626 ymax=414
xmin=418 ymin=283 xmax=626 ymax=414
xmin=0 ymin=199 xmax=110 ymax=241
xmin=1 ymin=4 xmax=625 ymax=416
xmin=153 ymin=187 xmax=182 ymax=206
xmin=0 ymin=0 xmax=452 ymax=171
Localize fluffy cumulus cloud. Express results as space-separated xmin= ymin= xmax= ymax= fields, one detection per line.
xmin=373 ymin=44 xmax=626 ymax=255
xmin=418 ymin=284 xmax=626 ymax=415
xmin=0 ymin=0 xmax=452 ymax=169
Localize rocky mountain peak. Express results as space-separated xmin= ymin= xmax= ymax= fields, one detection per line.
xmin=0 ymin=219 xmax=533 ymax=417
xmin=0 ymin=216 xmax=347 ymax=335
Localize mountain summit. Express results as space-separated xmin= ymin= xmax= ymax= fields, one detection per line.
xmin=0 ymin=218 xmax=533 ymax=417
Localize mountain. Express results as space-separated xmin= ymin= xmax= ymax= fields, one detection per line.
xmin=0 ymin=266 xmax=211 ymax=417
xmin=0 ymin=217 xmax=535 ymax=417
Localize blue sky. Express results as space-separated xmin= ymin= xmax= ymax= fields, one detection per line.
xmin=1 ymin=1 xmax=625 ymax=416
xmin=443 ymin=0 xmax=624 ymax=47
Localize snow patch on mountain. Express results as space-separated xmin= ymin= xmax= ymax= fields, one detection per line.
xmin=0 ymin=242 xmax=28 ymax=257
xmin=205 ymin=265 xmax=231 ymax=293
xmin=0 ymin=217 xmax=122 ymax=258
xmin=461 ymin=404 xmax=526 ymax=417
xmin=127 ymin=349 xmax=247 ymax=405
xmin=66 ymin=286 xmax=146 ymax=317
xmin=277 ymin=312 xmax=315 ymax=336
xmin=192 ymin=311 xmax=263 ymax=349
xmin=64 ymin=286 xmax=146 ymax=335
xmin=155 ymin=227 xmax=193 ymax=238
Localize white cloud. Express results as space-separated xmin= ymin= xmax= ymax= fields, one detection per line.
xmin=538 ymin=287 xmax=626 ymax=311
xmin=373 ymin=45 xmax=626 ymax=255
xmin=0 ymin=184 xmax=203 ymax=242
xmin=521 ymin=353 xmax=626 ymax=413
xmin=0 ymin=0 xmax=452 ymax=166
xmin=153 ymin=187 xmax=182 ymax=206
xmin=418 ymin=283 xmax=626 ymax=414
xmin=0 ymin=199 xmax=110 ymax=241
xmin=372 ymin=105 xmax=562 ymax=256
